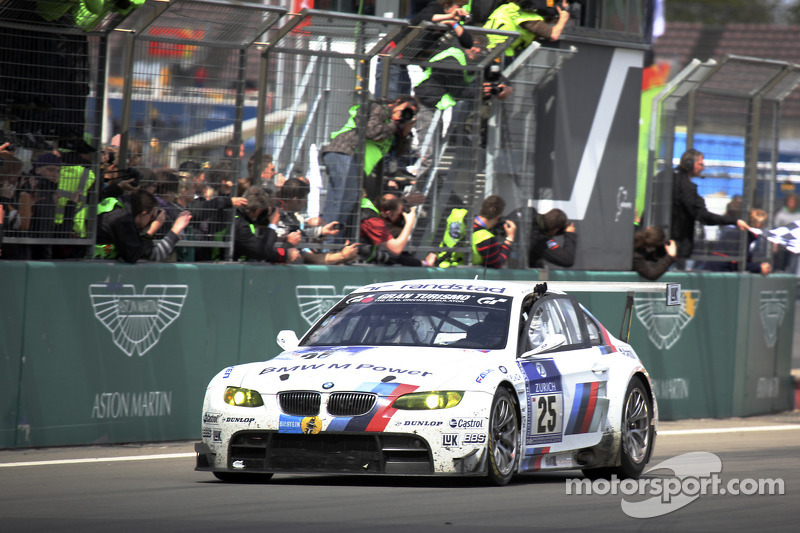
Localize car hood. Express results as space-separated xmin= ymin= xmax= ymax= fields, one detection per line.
xmin=233 ymin=345 xmax=500 ymax=393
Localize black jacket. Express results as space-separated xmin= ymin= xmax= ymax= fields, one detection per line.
xmin=528 ymin=212 xmax=576 ymax=268
xmin=670 ymin=167 xmax=736 ymax=259
xmin=232 ymin=210 xmax=285 ymax=263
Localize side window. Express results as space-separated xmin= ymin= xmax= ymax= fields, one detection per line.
xmin=553 ymin=298 xmax=583 ymax=345
xmin=525 ymin=300 xmax=566 ymax=352
xmin=582 ymin=311 xmax=603 ymax=346
xmin=521 ymin=296 xmax=591 ymax=354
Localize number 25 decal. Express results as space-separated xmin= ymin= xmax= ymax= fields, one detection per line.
xmin=537 ymin=395 xmax=558 ymax=433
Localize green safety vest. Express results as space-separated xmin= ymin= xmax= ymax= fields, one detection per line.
xmin=414 ymin=48 xmax=475 ymax=111
xmin=330 ymin=104 xmax=394 ymax=176
xmin=38 ymin=1 xmax=145 ymax=30
xmin=56 ymin=164 xmax=95 ymax=237
xmin=484 ymin=3 xmax=544 ymax=56
xmin=471 ymin=227 xmax=495 ymax=265
xmin=437 ymin=208 xmax=468 ymax=267
xmin=93 ymin=196 xmax=123 ymax=259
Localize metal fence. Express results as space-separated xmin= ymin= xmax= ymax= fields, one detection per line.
xmin=1 ymin=0 xmax=575 ymax=266
xmin=644 ymin=55 xmax=800 ymax=272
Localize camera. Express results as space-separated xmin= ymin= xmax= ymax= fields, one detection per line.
xmin=485 ymin=64 xmax=503 ymax=96
xmin=399 ymin=107 xmax=415 ymax=123
xmin=460 ymin=13 xmax=472 ymax=24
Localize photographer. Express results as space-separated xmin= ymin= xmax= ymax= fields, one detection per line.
xmin=94 ymin=189 xmax=191 ymax=264
xmin=472 ymin=194 xmax=516 ymax=268
xmin=321 ymin=96 xmax=418 ymax=242
xmin=359 ymin=193 xmax=437 ymax=267
xmin=528 ymin=207 xmax=576 ymax=268
xmin=484 ymin=0 xmax=572 ymax=59
xmin=233 ymin=186 xmax=299 ymax=263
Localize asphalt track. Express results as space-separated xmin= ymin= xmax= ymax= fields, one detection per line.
xmin=0 ymin=411 xmax=798 ymax=532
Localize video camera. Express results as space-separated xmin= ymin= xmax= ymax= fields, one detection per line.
xmin=516 ymin=0 xmax=581 ymax=20
xmin=398 ymin=107 xmax=415 ymax=124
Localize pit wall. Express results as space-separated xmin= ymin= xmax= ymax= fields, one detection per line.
xmin=0 ymin=262 xmax=794 ymax=449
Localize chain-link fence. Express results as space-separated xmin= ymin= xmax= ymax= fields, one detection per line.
xmin=645 ymin=55 xmax=800 ymax=272
xmin=1 ymin=0 xmax=576 ymax=266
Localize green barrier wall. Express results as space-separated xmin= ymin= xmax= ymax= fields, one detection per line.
xmin=0 ymin=262 xmax=794 ymax=448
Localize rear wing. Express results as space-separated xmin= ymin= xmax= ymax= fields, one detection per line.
xmin=525 ymin=281 xmax=681 ymax=343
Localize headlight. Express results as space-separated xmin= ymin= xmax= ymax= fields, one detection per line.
xmin=224 ymin=386 xmax=264 ymax=407
xmin=392 ymin=391 xmax=464 ymax=410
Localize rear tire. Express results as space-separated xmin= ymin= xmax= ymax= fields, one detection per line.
xmin=213 ymin=471 xmax=274 ymax=483
xmin=486 ymin=388 xmax=518 ymax=486
xmin=582 ymin=376 xmax=653 ymax=480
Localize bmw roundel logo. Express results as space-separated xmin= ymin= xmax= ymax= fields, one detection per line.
xmin=322 ymin=382 xmax=334 ymax=390
xmin=535 ymin=362 xmax=547 ymax=378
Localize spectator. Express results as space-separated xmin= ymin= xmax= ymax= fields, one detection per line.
xmin=484 ymin=0 xmax=571 ymax=59
xmin=632 ymin=226 xmax=677 ymax=280
xmin=0 ymin=152 xmax=27 ymax=258
xmin=233 ymin=186 xmax=299 ymax=263
xmin=377 ymin=0 xmax=473 ymax=99
xmin=94 ymin=189 xmax=191 ymax=264
xmin=471 ymin=194 xmax=516 ymax=268
xmin=697 ymin=208 xmax=771 ymax=275
xmin=242 ymin=153 xmax=285 ymax=195
xmin=274 ymin=177 xmax=358 ymax=265
xmin=321 ymin=96 xmax=418 ymax=241
xmin=773 ymin=193 xmax=799 ymax=273
xmin=359 ymin=193 xmax=437 ymax=266
xmin=668 ymin=149 xmax=749 ymax=267
xmin=528 ymin=207 xmax=576 ymax=268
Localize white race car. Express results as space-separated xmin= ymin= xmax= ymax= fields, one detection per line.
xmin=196 ymin=278 xmax=670 ymax=485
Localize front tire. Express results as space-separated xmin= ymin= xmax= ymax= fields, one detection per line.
xmin=487 ymin=387 xmax=518 ymax=486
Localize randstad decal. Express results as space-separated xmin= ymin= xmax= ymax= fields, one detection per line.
xmin=634 ymin=290 xmax=700 ymax=350
xmin=89 ymin=284 xmax=188 ymax=357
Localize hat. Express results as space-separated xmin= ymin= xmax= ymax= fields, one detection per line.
xmin=34 ymin=153 xmax=62 ymax=169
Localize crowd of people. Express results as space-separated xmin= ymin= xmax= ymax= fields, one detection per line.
xmin=1 ymin=1 xmax=798 ymax=275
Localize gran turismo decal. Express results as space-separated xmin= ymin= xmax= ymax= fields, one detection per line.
xmin=759 ymin=290 xmax=788 ymax=348
xmin=634 ymin=290 xmax=700 ymax=349
xmin=296 ymin=285 xmax=361 ymax=326
xmin=89 ymin=284 xmax=188 ymax=357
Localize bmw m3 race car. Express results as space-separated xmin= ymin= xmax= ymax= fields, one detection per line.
xmin=196 ymin=278 xmax=675 ymax=485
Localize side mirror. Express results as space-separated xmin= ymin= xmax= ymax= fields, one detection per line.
xmin=526 ymin=333 xmax=567 ymax=356
xmin=277 ymin=330 xmax=299 ymax=351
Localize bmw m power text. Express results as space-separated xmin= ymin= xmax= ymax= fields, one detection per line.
xmin=196 ymin=279 xmax=668 ymax=485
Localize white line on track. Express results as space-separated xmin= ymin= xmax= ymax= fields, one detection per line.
xmin=2 ymin=425 xmax=800 ymax=468
xmin=660 ymin=424 xmax=800 ymax=436
xmin=0 ymin=452 xmax=195 ymax=468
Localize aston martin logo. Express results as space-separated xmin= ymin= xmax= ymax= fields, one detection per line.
xmin=634 ymin=290 xmax=701 ymax=349
xmin=296 ymin=285 xmax=361 ymax=326
xmin=89 ymin=284 xmax=188 ymax=357
xmin=760 ymin=290 xmax=788 ymax=348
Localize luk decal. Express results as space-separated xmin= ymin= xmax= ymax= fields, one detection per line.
xmin=442 ymin=434 xmax=459 ymax=447
xmin=759 ymin=290 xmax=788 ymax=348
xmin=634 ymin=290 xmax=700 ymax=350
xmin=296 ymin=284 xmax=362 ymax=326
xmin=89 ymin=284 xmax=188 ymax=357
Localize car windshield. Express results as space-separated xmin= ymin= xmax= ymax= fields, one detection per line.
xmin=300 ymin=290 xmax=512 ymax=349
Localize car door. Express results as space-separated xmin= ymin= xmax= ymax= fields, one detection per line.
xmin=516 ymin=294 xmax=610 ymax=459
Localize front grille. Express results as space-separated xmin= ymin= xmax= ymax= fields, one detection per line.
xmin=327 ymin=392 xmax=377 ymax=416
xmin=278 ymin=391 xmax=320 ymax=416
xmin=228 ymin=431 xmax=433 ymax=474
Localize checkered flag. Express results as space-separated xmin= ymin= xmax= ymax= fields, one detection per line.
xmin=754 ymin=220 xmax=800 ymax=254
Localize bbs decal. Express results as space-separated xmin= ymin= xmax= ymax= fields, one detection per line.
xmin=463 ymin=433 xmax=487 ymax=444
